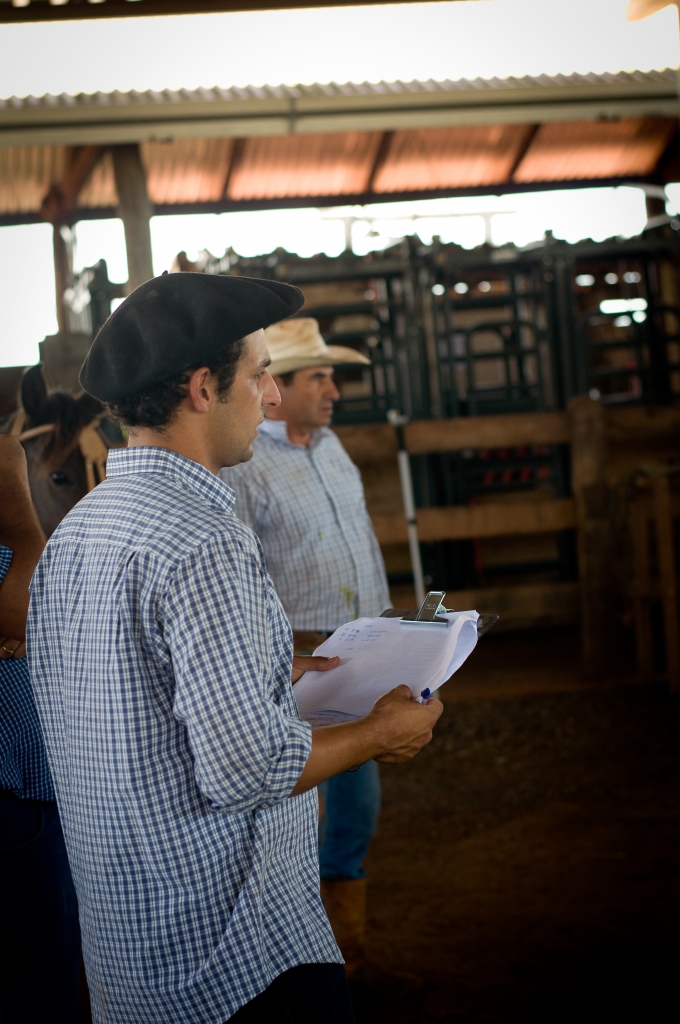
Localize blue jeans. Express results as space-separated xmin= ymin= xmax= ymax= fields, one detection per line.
xmin=318 ymin=761 xmax=381 ymax=881
xmin=0 ymin=791 xmax=81 ymax=1024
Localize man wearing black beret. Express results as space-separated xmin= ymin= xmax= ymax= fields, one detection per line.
xmin=27 ymin=272 xmax=442 ymax=1024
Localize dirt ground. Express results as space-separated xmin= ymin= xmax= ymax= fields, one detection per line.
xmin=353 ymin=627 xmax=680 ymax=1024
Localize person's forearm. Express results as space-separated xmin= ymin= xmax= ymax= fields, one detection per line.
xmin=290 ymin=717 xmax=382 ymax=796
xmin=0 ymin=494 xmax=45 ymax=639
xmin=290 ymin=684 xmax=442 ymax=796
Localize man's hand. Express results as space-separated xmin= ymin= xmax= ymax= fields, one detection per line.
xmin=365 ymin=684 xmax=443 ymax=763
xmin=291 ymin=654 xmax=339 ymax=683
xmin=0 ymin=637 xmax=26 ymax=660
xmin=290 ymin=683 xmax=443 ymax=795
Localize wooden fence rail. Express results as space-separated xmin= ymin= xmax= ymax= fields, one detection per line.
xmin=335 ymin=402 xmax=680 ymax=679
xmin=371 ymin=498 xmax=576 ymax=545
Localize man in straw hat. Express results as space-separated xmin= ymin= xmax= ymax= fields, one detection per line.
xmin=221 ymin=317 xmax=392 ymax=985
xmin=27 ymin=273 xmax=442 ymax=1024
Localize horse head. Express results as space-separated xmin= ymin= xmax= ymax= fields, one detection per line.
xmin=1 ymin=364 xmax=109 ymax=538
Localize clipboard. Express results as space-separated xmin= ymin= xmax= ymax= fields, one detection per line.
xmin=380 ymin=592 xmax=499 ymax=636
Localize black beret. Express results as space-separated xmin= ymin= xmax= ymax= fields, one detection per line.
xmin=79 ymin=272 xmax=304 ymax=402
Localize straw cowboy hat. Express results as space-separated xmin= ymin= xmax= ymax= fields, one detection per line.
xmin=264 ymin=317 xmax=371 ymax=377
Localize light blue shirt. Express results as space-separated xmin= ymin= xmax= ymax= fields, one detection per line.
xmin=221 ymin=419 xmax=390 ymax=632
xmin=27 ymin=446 xmax=339 ymax=1024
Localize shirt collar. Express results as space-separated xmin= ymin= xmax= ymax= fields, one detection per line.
xmin=257 ymin=418 xmax=330 ymax=451
xmin=106 ymin=446 xmax=235 ymax=514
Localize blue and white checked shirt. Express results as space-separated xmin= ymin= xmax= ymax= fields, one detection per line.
xmin=221 ymin=419 xmax=390 ymax=631
xmin=27 ymin=446 xmax=339 ymax=1024
xmin=0 ymin=544 xmax=54 ymax=801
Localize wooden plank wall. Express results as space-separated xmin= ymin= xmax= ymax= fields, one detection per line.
xmin=335 ymin=403 xmax=680 ymax=674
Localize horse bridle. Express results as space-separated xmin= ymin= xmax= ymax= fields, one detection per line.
xmin=0 ymin=411 xmax=110 ymax=660
xmin=10 ymin=408 xmax=109 ymax=492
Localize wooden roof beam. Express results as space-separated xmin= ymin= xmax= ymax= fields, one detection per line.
xmin=111 ymin=143 xmax=154 ymax=292
xmin=40 ymin=144 xmax=105 ymax=223
xmin=38 ymin=144 xmax=106 ymax=332
xmin=0 ymin=173 xmax=662 ymax=230
xmin=364 ymin=131 xmax=394 ymax=195
xmin=0 ymin=0 xmax=457 ymax=24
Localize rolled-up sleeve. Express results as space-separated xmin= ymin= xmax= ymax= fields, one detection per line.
xmin=162 ymin=531 xmax=311 ymax=813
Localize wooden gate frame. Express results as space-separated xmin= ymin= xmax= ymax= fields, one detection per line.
xmin=336 ymin=400 xmax=680 ymax=678
xmin=630 ymin=471 xmax=680 ymax=693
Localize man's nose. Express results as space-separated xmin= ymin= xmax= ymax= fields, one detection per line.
xmin=263 ymin=372 xmax=281 ymax=407
xmin=326 ymin=380 xmax=340 ymax=402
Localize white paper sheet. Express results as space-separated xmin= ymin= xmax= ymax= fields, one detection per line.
xmin=293 ymin=611 xmax=479 ymax=726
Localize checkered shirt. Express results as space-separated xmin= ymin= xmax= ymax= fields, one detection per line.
xmin=0 ymin=545 xmax=54 ymax=801
xmin=27 ymin=446 xmax=339 ymax=1024
xmin=220 ymin=419 xmax=390 ymax=631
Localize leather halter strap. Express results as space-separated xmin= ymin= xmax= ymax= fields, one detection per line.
xmin=77 ymin=421 xmax=108 ymax=492
xmin=16 ymin=424 xmax=56 ymax=442
xmin=12 ymin=411 xmax=108 ymax=493
xmin=10 ymin=408 xmax=26 ymax=436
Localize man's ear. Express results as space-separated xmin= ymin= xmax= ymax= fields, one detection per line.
xmin=186 ymin=366 xmax=213 ymax=413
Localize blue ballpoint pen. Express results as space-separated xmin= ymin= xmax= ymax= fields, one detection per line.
xmin=419 ymin=688 xmax=431 ymax=704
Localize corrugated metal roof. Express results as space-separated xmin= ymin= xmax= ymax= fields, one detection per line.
xmin=144 ymin=138 xmax=234 ymax=203
xmin=77 ymin=138 xmax=236 ymax=207
xmin=0 ymin=70 xmax=678 ymax=223
xmin=77 ymin=150 xmax=117 ymax=209
xmin=228 ymin=132 xmax=382 ymax=200
xmin=0 ymin=143 xmax=67 ymax=214
xmin=373 ymin=125 xmax=533 ymax=192
xmin=1 ymin=68 xmax=676 ymax=150
xmin=1 ymin=68 xmax=676 ymax=112
xmin=1 ymin=114 xmax=677 ymax=220
xmin=514 ymin=117 xmax=677 ymax=182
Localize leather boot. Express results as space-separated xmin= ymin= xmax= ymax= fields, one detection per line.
xmin=320 ymin=878 xmax=367 ymax=979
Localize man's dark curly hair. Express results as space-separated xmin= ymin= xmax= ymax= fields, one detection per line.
xmin=105 ymin=338 xmax=248 ymax=429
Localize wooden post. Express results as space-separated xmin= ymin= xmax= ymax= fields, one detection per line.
xmin=111 ymin=144 xmax=154 ymax=292
xmin=652 ymin=474 xmax=680 ymax=693
xmin=41 ymin=146 xmax=106 ymax=333
xmin=568 ymin=395 xmax=616 ymax=677
xmin=52 ymin=224 xmax=71 ymax=334
xmin=630 ymin=491 xmax=655 ymax=682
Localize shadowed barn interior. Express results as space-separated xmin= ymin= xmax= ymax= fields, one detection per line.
xmin=1 ymin=2 xmax=679 ymax=1020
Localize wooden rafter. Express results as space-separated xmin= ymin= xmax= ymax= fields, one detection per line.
xmin=364 ymin=131 xmax=394 ymax=195
xmin=40 ymin=144 xmax=105 ymax=224
xmin=507 ymin=124 xmax=541 ymax=183
xmin=222 ymin=138 xmax=247 ymax=200
xmin=38 ymin=144 xmax=105 ymax=332
xmin=0 ymin=0 xmax=460 ymax=24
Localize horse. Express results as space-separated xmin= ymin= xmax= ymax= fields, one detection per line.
xmin=0 ymin=364 xmax=111 ymax=538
